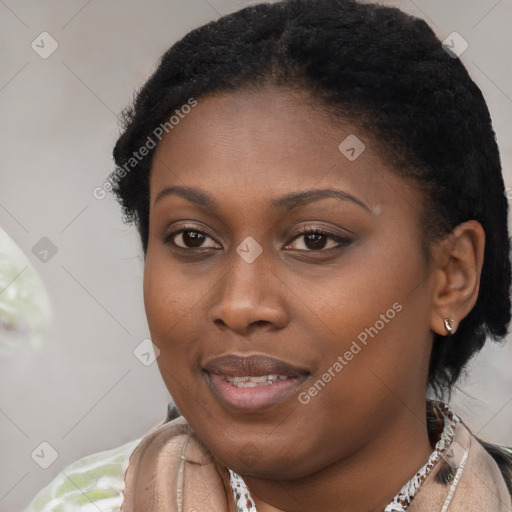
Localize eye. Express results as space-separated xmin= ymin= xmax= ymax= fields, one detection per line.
xmin=164 ymin=226 xmax=221 ymax=250
xmin=163 ymin=225 xmax=352 ymax=253
xmin=285 ymin=227 xmax=352 ymax=252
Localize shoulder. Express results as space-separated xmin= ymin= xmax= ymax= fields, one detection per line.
xmin=23 ymin=437 xmax=142 ymax=512
xmin=451 ymin=422 xmax=511 ymax=510
xmin=122 ymin=416 xmax=232 ymax=512
xmin=123 ymin=415 xmax=213 ymax=478
xmin=126 ymin=415 xmax=195 ymax=460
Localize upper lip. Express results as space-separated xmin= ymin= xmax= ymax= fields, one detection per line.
xmin=202 ymin=354 xmax=309 ymax=377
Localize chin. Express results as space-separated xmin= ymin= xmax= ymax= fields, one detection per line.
xmin=212 ymin=442 xmax=312 ymax=480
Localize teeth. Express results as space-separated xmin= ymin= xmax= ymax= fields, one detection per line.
xmin=224 ymin=374 xmax=292 ymax=387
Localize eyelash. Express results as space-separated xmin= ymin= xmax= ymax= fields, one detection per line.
xmin=163 ymin=224 xmax=352 ymax=255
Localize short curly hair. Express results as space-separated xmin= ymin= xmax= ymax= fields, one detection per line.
xmin=110 ymin=0 xmax=511 ymax=399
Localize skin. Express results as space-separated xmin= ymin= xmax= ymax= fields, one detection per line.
xmin=143 ymin=87 xmax=485 ymax=512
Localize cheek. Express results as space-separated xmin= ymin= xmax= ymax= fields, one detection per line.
xmin=143 ymin=263 xmax=198 ymax=412
xmin=143 ymin=258 xmax=196 ymax=403
xmin=142 ymin=251 xmax=214 ymax=403
xmin=299 ymin=237 xmax=431 ymax=401
xmin=289 ymin=240 xmax=413 ymax=346
xmin=142 ymin=250 xmax=205 ymax=339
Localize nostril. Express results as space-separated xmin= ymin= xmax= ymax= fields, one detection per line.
xmin=250 ymin=320 xmax=271 ymax=328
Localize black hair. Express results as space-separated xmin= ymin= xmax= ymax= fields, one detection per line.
xmin=110 ymin=0 xmax=512 ymax=489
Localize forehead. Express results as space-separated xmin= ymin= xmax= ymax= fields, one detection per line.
xmin=148 ymin=87 xmax=420 ymax=215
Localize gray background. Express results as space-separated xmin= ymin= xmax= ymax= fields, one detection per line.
xmin=0 ymin=1 xmax=511 ymax=511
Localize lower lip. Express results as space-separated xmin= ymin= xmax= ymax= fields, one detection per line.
xmin=205 ymin=372 xmax=308 ymax=413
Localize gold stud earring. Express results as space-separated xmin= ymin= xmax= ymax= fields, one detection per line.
xmin=443 ymin=317 xmax=455 ymax=335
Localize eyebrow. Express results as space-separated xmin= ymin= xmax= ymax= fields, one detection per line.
xmin=154 ymin=185 xmax=371 ymax=212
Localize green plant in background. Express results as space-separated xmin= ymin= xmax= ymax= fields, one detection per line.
xmin=0 ymin=226 xmax=52 ymax=352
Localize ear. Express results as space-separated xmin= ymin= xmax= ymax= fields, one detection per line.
xmin=429 ymin=220 xmax=485 ymax=336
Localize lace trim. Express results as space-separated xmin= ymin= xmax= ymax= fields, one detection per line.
xmin=229 ymin=469 xmax=258 ymax=512
xmin=384 ymin=401 xmax=459 ymax=511
xmin=228 ymin=401 xmax=459 ymax=512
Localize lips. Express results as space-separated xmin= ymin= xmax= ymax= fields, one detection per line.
xmin=202 ymin=354 xmax=310 ymax=412
xmin=202 ymin=354 xmax=308 ymax=377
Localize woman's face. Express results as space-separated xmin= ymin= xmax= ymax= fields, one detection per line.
xmin=143 ymin=87 xmax=438 ymax=478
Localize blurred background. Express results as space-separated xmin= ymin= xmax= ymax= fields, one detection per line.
xmin=0 ymin=0 xmax=511 ymax=510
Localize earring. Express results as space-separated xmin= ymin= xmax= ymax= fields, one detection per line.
xmin=443 ymin=317 xmax=455 ymax=335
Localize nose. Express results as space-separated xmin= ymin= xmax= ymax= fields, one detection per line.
xmin=208 ymin=246 xmax=289 ymax=335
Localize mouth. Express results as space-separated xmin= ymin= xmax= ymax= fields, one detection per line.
xmin=221 ymin=374 xmax=293 ymax=387
xmin=202 ymin=354 xmax=310 ymax=412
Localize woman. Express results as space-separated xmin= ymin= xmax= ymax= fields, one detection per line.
xmin=24 ymin=0 xmax=512 ymax=510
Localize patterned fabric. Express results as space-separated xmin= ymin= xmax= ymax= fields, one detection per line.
xmin=229 ymin=469 xmax=258 ymax=512
xmin=384 ymin=401 xmax=459 ymax=511
xmin=22 ymin=438 xmax=141 ymax=512
xmin=228 ymin=401 xmax=459 ymax=512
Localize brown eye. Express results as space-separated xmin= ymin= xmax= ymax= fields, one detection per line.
xmin=164 ymin=228 xmax=220 ymax=249
xmin=286 ymin=229 xmax=352 ymax=252
xmin=302 ymin=232 xmax=329 ymax=250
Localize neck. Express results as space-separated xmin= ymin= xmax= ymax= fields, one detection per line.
xmin=241 ymin=402 xmax=434 ymax=512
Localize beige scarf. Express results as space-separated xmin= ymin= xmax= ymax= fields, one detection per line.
xmin=120 ymin=416 xmax=511 ymax=512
